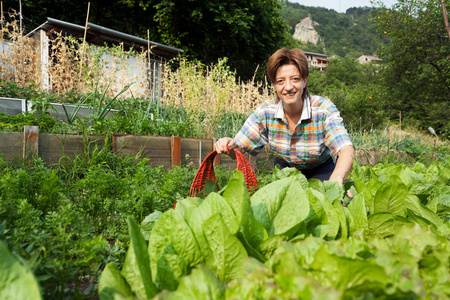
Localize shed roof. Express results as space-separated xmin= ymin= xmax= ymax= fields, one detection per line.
xmin=27 ymin=17 xmax=184 ymax=59
xmin=358 ymin=55 xmax=383 ymax=61
xmin=304 ymin=51 xmax=330 ymax=60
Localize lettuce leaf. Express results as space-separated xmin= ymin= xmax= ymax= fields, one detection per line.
xmin=121 ymin=217 xmax=158 ymax=299
xmin=309 ymin=245 xmax=391 ymax=291
xmin=251 ymin=177 xmax=310 ymax=238
xmin=222 ymin=171 xmax=267 ymax=260
xmin=98 ymin=263 xmax=132 ymax=300
xmin=148 ymin=210 xmax=203 ymax=281
xmin=202 ymin=213 xmax=248 ymax=283
xmin=347 ymin=193 xmax=369 ymax=231
xmin=154 ymin=266 xmax=226 ymax=300
xmin=373 ymin=175 xmax=408 ymax=216
xmin=0 ymin=241 xmax=42 ymax=300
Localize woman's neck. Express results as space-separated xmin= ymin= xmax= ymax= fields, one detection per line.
xmin=283 ymin=100 xmax=303 ymax=120
xmin=283 ymin=100 xmax=303 ymax=133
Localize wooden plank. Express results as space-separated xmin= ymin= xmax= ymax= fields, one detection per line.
xmin=219 ymin=153 xmax=239 ymax=169
xmin=39 ymin=133 xmax=106 ymax=165
xmin=180 ymin=138 xmax=198 ymax=167
xmin=218 ymin=145 xmax=274 ymax=172
xmin=180 ymin=138 xmax=214 ymax=168
xmin=23 ymin=126 xmax=39 ymax=159
xmin=115 ymin=135 xmax=172 ymax=168
xmin=0 ymin=132 xmax=23 ymax=164
xmin=171 ymin=136 xmax=181 ymax=167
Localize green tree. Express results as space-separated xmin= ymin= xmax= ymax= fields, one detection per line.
xmin=312 ymin=57 xmax=388 ymax=129
xmin=325 ymin=57 xmax=361 ymax=86
xmin=372 ymin=0 xmax=450 ymax=139
xmin=2 ymin=0 xmax=157 ymax=41
xmin=145 ymin=0 xmax=290 ymax=80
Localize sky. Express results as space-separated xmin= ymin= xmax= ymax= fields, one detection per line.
xmin=291 ymin=0 xmax=399 ymax=13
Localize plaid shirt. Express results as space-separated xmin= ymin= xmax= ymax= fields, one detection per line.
xmin=234 ymin=95 xmax=353 ymax=169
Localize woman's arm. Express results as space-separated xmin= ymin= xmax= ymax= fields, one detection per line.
xmin=328 ymin=145 xmax=355 ymax=185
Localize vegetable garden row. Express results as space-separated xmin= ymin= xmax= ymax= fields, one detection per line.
xmin=1 ymin=150 xmax=449 ymax=299
xmin=98 ymin=160 xmax=450 ymax=299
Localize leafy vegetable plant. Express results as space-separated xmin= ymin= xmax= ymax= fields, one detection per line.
xmin=98 ymin=159 xmax=449 ymax=299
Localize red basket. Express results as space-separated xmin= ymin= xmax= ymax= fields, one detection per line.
xmin=189 ymin=148 xmax=258 ymax=197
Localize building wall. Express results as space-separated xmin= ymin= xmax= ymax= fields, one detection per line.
xmin=305 ymin=52 xmax=329 ymax=71
xmin=26 ymin=32 xmax=163 ymax=99
xmin=358 ymin=55 xmax=382 ymax=64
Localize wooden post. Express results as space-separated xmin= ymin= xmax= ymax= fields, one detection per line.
xmin=23 ymin=126 xmax=39 ymax=159
xmin=249 ymin=154 xmax=257 ymax=172
xmin=171 ymin=136 xmax=181 ymax=167
xmin=373 ymin=147 xmax=377 ymax=165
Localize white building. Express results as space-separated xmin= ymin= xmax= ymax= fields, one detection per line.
xmin=358 ymin=54 xmax=383 ymax=64
xmin=304 ymin=52 xmax=330 ymax=71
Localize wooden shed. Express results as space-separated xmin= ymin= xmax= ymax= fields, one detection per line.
xmin=25 ymin=17 xmax=184 ymax=99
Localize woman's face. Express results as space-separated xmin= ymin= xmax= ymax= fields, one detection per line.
xmin=274 ymin=64 xmax=306 ymax=107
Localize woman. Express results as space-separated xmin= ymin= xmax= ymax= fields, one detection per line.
xmin=215 ymin=48 xmax=354 ymax=185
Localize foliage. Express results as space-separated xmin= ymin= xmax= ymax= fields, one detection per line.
xmin=1 ymin=53 xmax=270 ymax=138
xmin=225 ymin=224 xmax=450 ymax=299
xmin=0 ymin=144 xmax=243 ymax=298
xmin=62 ymin=80 xmax=131 ymax=125
xmin=0 ymin=110 xmax=79 ymax=133
xmin=280 ymin=2 xmax=390 ymax=58
xmin=0 ymin=157 xmax=114 ymax=298
xmin=0 ymin=241 xmax=42 ymax=300
xmin=371 ymin=0 xmax=450 ymax=139
xmin=308 ymin=57 xmax=389 ymax=130
xmin=0 ymin=137 xmax=448 ymax=299
xmin=128 ymin=0 xmax=290 ymax=81
xmin=98 ymin=159 xmax=450 ymax=299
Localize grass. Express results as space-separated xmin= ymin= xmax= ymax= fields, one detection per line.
xmin=349 ymin=124 xmax=449 ymax=165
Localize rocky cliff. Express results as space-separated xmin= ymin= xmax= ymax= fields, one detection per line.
xmin=292 ymin=17 xmax=320 ymax=45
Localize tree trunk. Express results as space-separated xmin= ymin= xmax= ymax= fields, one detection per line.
xmin=440 ymin=0 xmax=450 ymax=40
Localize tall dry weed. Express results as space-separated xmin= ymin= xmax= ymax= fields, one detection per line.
xmin=162 ymin=57 xmax=271 ymax=138
xmin=1 ymin=11 xmax=36 ymax=86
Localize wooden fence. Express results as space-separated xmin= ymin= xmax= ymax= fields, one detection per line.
xmin=0 ymin=127 xmax=417 ymax=172
xmin=0 ymin=127 xmax=273 ymax=171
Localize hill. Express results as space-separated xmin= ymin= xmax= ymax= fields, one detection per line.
xmin=281 ymin=1 xmax=390 ymax=58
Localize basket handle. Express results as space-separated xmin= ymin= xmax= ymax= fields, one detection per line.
xmin=189 ymin=147 xmax=258 ymax=197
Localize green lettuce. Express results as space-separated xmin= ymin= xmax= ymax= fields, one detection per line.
xmin=0 ymin=241 xmax=42 ymax=300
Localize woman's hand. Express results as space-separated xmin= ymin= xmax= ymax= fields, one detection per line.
xmin=214 ymin=137 xmax=237 ymax=158
xmin=329 ymin=145 xmax=355 ymax=203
